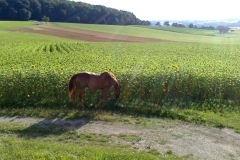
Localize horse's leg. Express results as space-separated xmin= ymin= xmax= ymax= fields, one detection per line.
xmin=105 ymin=89 xmax=110 ymax=104
xmin=78 ymin=89 xmax=85 ymax=108
xmin=98 ymin=88 xmax=108 ymax=107
xmin=97 ymin=90 xmax=104 ymax=107
xmin=72 ymin=90 xmax=76 ymax=104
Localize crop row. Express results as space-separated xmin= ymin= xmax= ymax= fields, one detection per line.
xmin=1 ymin=41 xmax=240 ymax=112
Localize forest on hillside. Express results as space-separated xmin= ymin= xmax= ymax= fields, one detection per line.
xmin=0 ymin=0 xmax=151 ymax=25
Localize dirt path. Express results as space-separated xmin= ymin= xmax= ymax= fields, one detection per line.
xmin=0 ymin=116 xmax=239 ymax=160
xmin=12 ymin=25 xmax=174 ymax=42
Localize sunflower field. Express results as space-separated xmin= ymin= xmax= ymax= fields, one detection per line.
xmin=1 ymin=39 xmax=240 ymax=113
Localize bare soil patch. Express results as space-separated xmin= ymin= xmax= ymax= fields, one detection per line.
xmin=12 ymin=25 xmax=174 ymax=42
xmin=0 ymin=116 xmax=239 ymax=160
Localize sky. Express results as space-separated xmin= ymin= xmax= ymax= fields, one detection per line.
xmin=76 ymin=0 xmax=239 ymax=21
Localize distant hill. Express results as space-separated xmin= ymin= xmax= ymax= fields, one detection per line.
xmin=0 ymin=0 xmax=151 ymax=25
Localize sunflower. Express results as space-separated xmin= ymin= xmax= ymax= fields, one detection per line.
xmin=173 ymin=65 xmax=178 ymax=70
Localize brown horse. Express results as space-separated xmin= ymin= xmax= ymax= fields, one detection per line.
xmin=68 ymin=72 xmax=120 ymax=107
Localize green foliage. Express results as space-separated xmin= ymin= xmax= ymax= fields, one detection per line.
xmin=42 ymin=15 xmax=50 ymax=23
xmin=217 ymin=26 xmax=230 ymax=34
xmin=0 ymin=0 xmax=150 ymax=25
xmin=1 ymin=40 xmax=240 ymax=113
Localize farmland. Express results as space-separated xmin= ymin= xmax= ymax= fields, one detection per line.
xmin=52 ymin=22 xmax=240 ymax=44
xmin=1 ymin=21 xmax=240 ymax=159
xmin=1 ymin=23 xmax=240 ymax=113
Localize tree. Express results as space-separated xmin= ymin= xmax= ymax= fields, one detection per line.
xmin=178 ymin=24 xmax=185 ymax=28
xmin=164 ymin=21 xmax=170 ymax=26
xmin=155 ymin=21 xmax=161 ymax=27
xmin=1 ymin=0 xmax=148 ymax=25
xmin=217 ymin=25 xmax=230 ymax=34
xmin=29 ymin=0 xmax=41 ymax=20
xmin=19 ymin=8 xmax=31 ymax=20
xmin=42 ymin=15 xmax=50 ymax=23
xmin=0 ymin=0 xmax=8 ymax=20
xmin=7 ymin=7 xmax=18 ymax=20
xmin=189 ymin=23 xmax=193 ymax=28
xmin=172 ymin=22 xmax=179 ymax=27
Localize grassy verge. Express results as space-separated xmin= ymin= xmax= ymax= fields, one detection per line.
xmin=176 ymin=109 xmax=240 ymax=133
xmin=0 ymin=123 xmax=188 ymax=160
xmin=0 ymin=137 xmax=182 ymax=160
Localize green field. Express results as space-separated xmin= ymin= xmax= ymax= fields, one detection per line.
xmin=1 ymin=21 xmax=240 ymax=113
xmin=140 ymin=25 xmax=218 ymax=36
xmin=52 ymin=22 xmax=240 ymax=44
xmin=1 ymin=22 xmax=240 ymax=110
xmin=0 ymin=21 xmax=37 ymax=30
xmin=1 ymin=21 xmax=240 ymax=159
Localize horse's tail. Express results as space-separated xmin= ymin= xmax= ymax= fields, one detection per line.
xmin=68 ymin=75 xmax=77 ymax=100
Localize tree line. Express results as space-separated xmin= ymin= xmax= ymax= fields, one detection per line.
xmin=0 ymin=0 xmax=151 ymax=25
xmin=156 ymin=21 xmax=230 ymax=34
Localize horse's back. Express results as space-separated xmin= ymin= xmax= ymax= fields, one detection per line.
xmin=72 ymin=71 xmax=117 ymax=90
xmin=87 ymin=72 xmax=116 ymax=89
xmin=74 ymin=72 xmax=93 ymax=88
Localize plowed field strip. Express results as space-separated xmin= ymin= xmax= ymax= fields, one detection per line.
xmin=13 ymin=25 xmax=174 ymax=42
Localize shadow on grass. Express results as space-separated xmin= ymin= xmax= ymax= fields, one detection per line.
xmin=18 ymin=118 xmax=91 ymax=138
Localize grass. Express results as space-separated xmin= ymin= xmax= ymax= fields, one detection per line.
xmin=118 ymin=134 xmax=142 ymax=143
xmin=0 ymin=21 xmax=37 ymax=30
xmin=139 ymin=25 xmax=218 ymax=36
xmin=1 ymin=137 xmax=181 ymax=160
xmin=0 ymin=122 xmax=187 ymax=160
xmin=52 ymin=22 xmax=240 ymax=44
